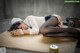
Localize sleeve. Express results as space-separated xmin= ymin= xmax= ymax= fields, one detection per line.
xmin=24 ymin=15 xmax=39 ymax=34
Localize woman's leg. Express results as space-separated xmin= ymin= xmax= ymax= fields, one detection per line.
xmin=39 ymin=16 xmax=62 ymax=34
xmin=39 ymin=16 xmax=80 ymax=35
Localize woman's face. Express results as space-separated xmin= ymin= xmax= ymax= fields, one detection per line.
xmin=18 ymin=22 xmax=28 ymax=30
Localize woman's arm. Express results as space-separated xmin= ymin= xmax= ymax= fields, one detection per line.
xmin=24 ymin=15 xmax=39 ymax=34
xmin=23 ymin=29 xmax=39 ymax=35
xmin=10 ymin=29 xmax=39 ymax=36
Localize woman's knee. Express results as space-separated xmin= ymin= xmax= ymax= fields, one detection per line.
xmin=39 ymin=28 xmax=48 ymax=34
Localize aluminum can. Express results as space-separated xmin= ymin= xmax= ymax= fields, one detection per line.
xmin=49 ymin=44 xmax=59 ymax=53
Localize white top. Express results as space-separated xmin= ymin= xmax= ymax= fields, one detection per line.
xmin=24 ymin=15 xmax=45 ymax=34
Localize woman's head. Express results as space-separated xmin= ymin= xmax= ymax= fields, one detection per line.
xmin=8 ymin=21 xmax=28 ymax=31
xmin=18 ymin=21 xmax=28 ymax=30
xmin=8 ymin=18 xmax=28 ymax=31
xmin=8 ymin=21 xmax=21 ymax=31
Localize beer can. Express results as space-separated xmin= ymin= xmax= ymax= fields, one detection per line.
xmin=49 ymin=44 xmax=59 ymax=53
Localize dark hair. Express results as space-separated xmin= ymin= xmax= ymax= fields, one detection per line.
xmin=8 ymin=22 xmax=21 ymax=31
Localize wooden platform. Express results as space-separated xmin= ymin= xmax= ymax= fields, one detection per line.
xmin=0 ymin=31 xmax=77 ymax=53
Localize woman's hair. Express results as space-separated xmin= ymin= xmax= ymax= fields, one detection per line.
xmin=8 ymin=22 xmax=21 ymax=31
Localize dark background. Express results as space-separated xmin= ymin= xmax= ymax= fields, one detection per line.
xmin=0 ymin=0 xmax=80 ymax=19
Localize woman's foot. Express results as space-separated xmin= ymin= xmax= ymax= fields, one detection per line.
xmin=67 ymin=27 xmax=80 ymax=35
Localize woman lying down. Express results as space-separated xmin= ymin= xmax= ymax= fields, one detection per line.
xmin=8 ymin=14 xmax=80 ymax=37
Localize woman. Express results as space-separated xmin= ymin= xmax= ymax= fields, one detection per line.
xmin=9 ymin=14 xmax=80 ymax=36
xmin=9 ymin=15 xmax=44 ymax=35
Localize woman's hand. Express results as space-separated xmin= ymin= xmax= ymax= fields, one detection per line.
xmin=10 ymin=29 xmax=22 ymax=36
